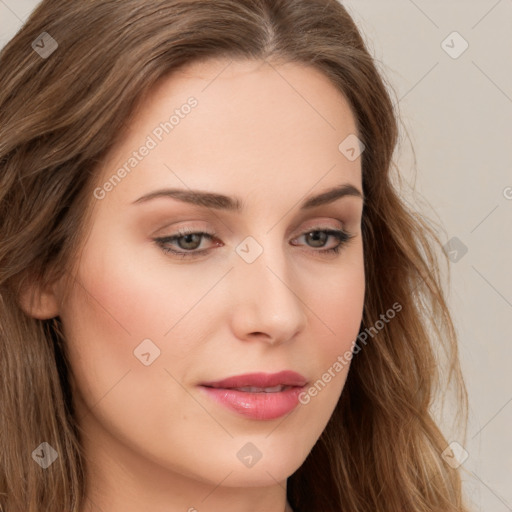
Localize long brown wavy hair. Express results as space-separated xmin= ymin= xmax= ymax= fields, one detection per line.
xmin=0 ymin=0 xmax=470 ymax=510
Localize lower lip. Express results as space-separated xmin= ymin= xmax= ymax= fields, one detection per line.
xmin=199 ymin=386 xmax=305 ymax=420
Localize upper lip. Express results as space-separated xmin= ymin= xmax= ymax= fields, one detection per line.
xmin=201 ymin=371 xmax=307 ymax=389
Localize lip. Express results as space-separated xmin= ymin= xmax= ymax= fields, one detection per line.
xmin=199 ymin=371 xmax=308 ymax=421
xmin=201 ymin=371 xmax=307 ymax=389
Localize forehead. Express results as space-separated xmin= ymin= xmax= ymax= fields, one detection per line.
xmin=93 ymin=58 xmax=361 ymax=209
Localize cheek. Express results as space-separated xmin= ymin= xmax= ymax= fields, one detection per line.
xmin=310 ymin=244 xmax=365 ymax=357
xmin=319 ymin=272 xmax=364 ymax=335
xmin=57 ymin=240 xmax=159 ymax=409
xmin=304 ymin=249 xmax=365 ymax=406
xmin=289 ymin=274 xmax=364 ymax=461
xmin=64 ymin=233 xmax=227 ymax=346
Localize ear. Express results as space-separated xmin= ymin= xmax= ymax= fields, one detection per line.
xmin=18 ymin=273 xmax=62 ymax=320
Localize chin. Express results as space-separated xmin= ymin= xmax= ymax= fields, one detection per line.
xmin=221 ymin=434 xmax=313 ymax=487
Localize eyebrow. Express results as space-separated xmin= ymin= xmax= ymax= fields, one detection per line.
xmin=131 ymin=183 xmax=364 ymax=210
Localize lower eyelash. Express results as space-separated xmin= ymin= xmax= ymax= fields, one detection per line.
xmin=154 ymin=228 xmax=354 ymax=258
xmin=303 ymin=229 xmax=354 ymax=255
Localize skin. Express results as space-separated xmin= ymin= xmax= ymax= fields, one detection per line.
xmin=26 ymin=58 xmax=365 ymax=512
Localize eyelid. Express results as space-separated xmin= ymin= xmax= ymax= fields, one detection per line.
xmin=288 ymin=215 xmax=348 ymax=235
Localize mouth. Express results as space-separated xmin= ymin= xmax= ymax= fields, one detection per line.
xmin=199 ymin=371 xmax=308 ymax=420
xmin=216 ymin=384 xmax=291 ymax=393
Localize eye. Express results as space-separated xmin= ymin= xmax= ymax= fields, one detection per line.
xmin=154 ymin=228 xmax=221 ymax=258
xmin=291 ymin=228 xmax=354 ymax=255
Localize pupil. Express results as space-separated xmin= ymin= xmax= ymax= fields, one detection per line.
xmin=307 ymin=231 xmax=327 ymax=247
xmin=179 ymin=234 xmax=201 ymax=250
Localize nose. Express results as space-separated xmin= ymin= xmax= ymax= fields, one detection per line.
xmin=228 ymin=245 xmax=308 ymax=346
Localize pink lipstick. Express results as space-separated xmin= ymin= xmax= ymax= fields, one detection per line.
xmin=199 ymin=371 xmax=307 ymax=420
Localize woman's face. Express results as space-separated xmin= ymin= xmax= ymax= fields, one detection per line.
xmin=55 ymin=58 xmax=365 ymax=506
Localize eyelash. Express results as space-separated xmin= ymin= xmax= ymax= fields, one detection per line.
xmin=154 ymin=227 xmax=355 ymax=259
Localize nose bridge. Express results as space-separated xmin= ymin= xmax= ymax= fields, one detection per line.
xmin=230 ymin=236 xmax=307 ymax=342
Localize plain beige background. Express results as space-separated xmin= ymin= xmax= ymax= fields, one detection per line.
xmin=1 ymin=1 xmax=511 ymax=510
